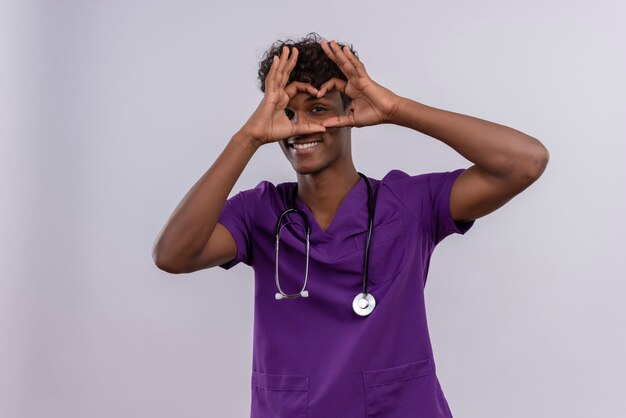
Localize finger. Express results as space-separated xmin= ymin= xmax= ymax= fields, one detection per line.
xmin=321 ymin=114 xmax=356 ymax=128
xmin=328 ymin=40 xmax=358 ymax=78
xmin=320 ymin=39 xmax=340 ymax=65
xmin=316 ymin=78 xmax=347 ymax=98
xmin=272 ymin=46 xmax=289 ymax=89
xmin=342 ymin=45 xmax=369 ymax=78
xmin=291 ymin=123 xmax=326 ymax=136
xmin=285 ymin=81 xmax=319 ymax=99
xmin=276 ymin=47 xmax=298 ymax=90
xmin=278 ymin=46 xmax=299 ymax=89
xmin=281 ymin=47 xmax=299 ymax=86
xmin=264 ymin=55 xmax=279 ymax=92
xmin=273 ymin=46 xmax=291 ymax=90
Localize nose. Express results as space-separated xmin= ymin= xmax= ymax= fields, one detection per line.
xmin=289 ymin=112 xmax=324 ymax=141
xmin=290 ymin=110 xmax=316 ymax=126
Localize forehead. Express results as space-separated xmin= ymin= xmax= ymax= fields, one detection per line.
xmin=288 ymin=90 xmax=343 ymax=108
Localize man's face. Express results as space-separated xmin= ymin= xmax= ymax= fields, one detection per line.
xmin=278 ymin=90 xmax=352 ymax=175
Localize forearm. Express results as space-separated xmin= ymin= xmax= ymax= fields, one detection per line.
xmin=152 ymin=130 xmax=260 ymax=271
xmin=390 ymin=96 xmax=549 ymax=179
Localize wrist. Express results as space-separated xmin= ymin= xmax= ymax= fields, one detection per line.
xmin=387 ymin=96 xmax=424 ymax=128
xmin=386 ymin=95 xmax=409 ymax=126
xmin=231 ymin=129 xmax=264 ymax=153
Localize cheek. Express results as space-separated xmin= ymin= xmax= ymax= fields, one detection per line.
xmin=324 ymin=129 xmax=350 ymax=149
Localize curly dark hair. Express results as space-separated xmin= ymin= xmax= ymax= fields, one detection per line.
xmin=257 ymin=32 xmax=358 ymax=110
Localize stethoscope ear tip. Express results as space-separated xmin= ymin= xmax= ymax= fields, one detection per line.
xmin=275 ymin=291 xmax=309 ymax=299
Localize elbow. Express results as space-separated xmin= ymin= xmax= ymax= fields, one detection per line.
xmin=152 ymin=247 xmax=185 ymax=274
xmin=518 ymin=140 xmax=550 ymax=184
xmin=155 ymin=261 xmax=184 ymax=275
xmin=530 ymin=142 xmax=550 ymax=178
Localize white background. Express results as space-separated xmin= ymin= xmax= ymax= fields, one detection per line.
xmin=2 ymin=1 xmax=625 ymax=417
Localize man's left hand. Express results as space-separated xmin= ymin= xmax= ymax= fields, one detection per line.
xmin=318 ymin=39 xmax=401 ymax=128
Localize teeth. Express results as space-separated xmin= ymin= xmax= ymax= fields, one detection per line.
xmin=293 ymin=141 xmax=321 ymax=149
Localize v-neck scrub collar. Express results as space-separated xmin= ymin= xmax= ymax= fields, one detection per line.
xmin=291 ymin=175 xmax=368 ymax=240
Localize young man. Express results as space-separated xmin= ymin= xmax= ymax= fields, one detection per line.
xmin=153 ymin=33 xmax=549 ymax=417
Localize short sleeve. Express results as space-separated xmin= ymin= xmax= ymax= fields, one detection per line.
xmin=427 ymin=168 xmax=475 ymax=245
xmin=217 ymin=182 xmax=266 ymax=270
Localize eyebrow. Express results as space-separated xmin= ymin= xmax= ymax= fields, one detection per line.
xmin=304 ymin=95 xmax=333 ymax=102
xmin=286 ymin=95 xmax=337 ymax=110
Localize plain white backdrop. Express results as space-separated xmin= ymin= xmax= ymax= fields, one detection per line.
xmin=2 ymin=1 xmax=625 ymax=417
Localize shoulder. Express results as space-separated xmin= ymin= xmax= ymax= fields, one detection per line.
xmin=380 ymin=168 xmax=465 ymax=191
xmin=237 ymin=179 xmax=276 ymax=200
xmin=377 ymin=168 xmax=467 ymax=212
xmin=379 ymin=168 xmax=431 ymax=193
xmin=232 ymin=179 xmax=298 ymax=210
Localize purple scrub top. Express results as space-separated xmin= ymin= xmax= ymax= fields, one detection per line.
xmin=218 ymin=168 xmax=475 ymax=418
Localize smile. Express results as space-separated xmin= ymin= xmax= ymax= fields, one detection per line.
xmin=293 ymin=141 xmax=321 ymax=149
xmin=290 ymin=141 xmax=322 ymax=152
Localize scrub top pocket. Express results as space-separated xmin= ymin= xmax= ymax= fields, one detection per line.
xmin=354 ymin=218 xmax=406 ymax=284
xmin=251 ymin=370 xmax=309 ymax=418
xmin=362 ymin=358 xmax=437 ymax=418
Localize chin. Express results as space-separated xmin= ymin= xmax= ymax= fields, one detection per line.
xmin=291 ymin=162 xmax=326 ymax=176
xmin=292 ymin=166 xmax=320 ymax=176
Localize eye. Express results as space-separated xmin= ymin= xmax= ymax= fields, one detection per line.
xmin=285 ymin=109 xmax=295 ymax=120
xmin=311 ymin=106 xmax=327 ymax=114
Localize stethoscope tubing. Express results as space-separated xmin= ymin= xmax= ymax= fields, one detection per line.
xmin=274 ymin=209 xmax=311 ymax=299
xmin=274 ymin=172 xmax=376 ymax=314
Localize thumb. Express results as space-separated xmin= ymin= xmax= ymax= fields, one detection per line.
xmin=292 ymin=124 xmax=326 ymax=136
xmin=321 ymin=115 xmax=355 ymax=128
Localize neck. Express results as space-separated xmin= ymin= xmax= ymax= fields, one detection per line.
xmin=295 ymin=164 xmax=361 ymax=214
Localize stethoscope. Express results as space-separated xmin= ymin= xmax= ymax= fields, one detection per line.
xmin=274 ymin=172 xmax=376 ymax=317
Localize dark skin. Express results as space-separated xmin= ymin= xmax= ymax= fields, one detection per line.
xmin=152 ymin=41 xmax=549 ymax=273
xmin=277 ymin=90 xmax=358 ymax=231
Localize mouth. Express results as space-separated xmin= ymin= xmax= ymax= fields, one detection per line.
xmin=287 ymin=138 xmax=323 ymax=153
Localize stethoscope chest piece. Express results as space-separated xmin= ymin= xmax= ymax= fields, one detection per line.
xmin=352 ymin=292 xmax=376 ymax=316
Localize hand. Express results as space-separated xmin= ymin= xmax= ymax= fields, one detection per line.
xmin=318 ymin=40 xmax=401 ymax=128
xmin=241 ymin=46 xmax=326 ymax=146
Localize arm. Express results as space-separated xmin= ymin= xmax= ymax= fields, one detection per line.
xmin=152 ymin=46 xmax=324 ymax=273
xmin=318 ymin=39 xmax=550 ymax=223
xmin=152 ymin=132 xmax=259 ymax=273
xmin=389 ymin=99 xmax=550 ymax=222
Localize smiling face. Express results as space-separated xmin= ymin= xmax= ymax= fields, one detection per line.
xmin=278 ymin=90 xmax=353 ymax=176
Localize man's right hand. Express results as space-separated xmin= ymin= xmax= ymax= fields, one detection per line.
xmin=241 ymin=46 xmax=326 ymax=146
